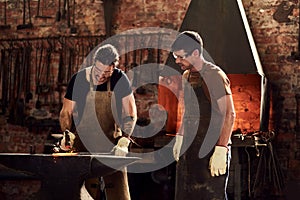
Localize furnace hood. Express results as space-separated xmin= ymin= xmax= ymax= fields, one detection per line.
xmin=179 ymin=0 xmax=264 ymax=75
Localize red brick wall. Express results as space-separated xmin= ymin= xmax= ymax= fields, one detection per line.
xmin=113 ymin=0 xmax=190 ymax=32
xmin=1 ymin=0 xmax=300 ymax=195
xmin=242 ymin=0 xmax=300 ymax=179
xmin=0 ymin=124 xmax=47 ymax=153
xmin=228 ymin=74 xmax=262 ymax=132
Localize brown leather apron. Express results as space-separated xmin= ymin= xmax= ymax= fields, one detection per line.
xmin=75 ymin=67 xmax=130 ymax=200
xmin=175 ymin=71 xmax=228 ymax=200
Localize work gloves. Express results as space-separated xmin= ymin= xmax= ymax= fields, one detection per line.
xmin=173 ymin=135 xmax=183 ymax=162
xmin=111 ymin=116 xmax=136 ymax=156
xmin=172 ymin=134 xmax=228 ymax=177
xmin=113 ymin=137 xmax=131 ymax=156
xmin=60 ymin=129 xmax=76 ymax=151
xmin=209 ymin=146 xmax=228 ymax=177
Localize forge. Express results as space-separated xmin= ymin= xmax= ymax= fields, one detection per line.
xmin=161 ymin=0 xmax=269 ymax=134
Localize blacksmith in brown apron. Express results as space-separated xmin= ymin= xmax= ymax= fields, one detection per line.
xmin=171 ymin=31 xmax=236 ymax=200
xmin=59 ymin=44 xmax=137 ymax=200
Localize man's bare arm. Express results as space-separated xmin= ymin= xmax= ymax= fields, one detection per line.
xmin=216 ymin=94 xmax=236 ymax=147
xmin=121 ymin=92 xmax=137 ymax=136
xmin=59 ymin=98 xmax=76 ymax=131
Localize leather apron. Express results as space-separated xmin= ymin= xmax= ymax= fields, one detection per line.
xmin=75 ymin=67 xmax=130 ymax=200
xmin=175 ymin=71 xmax=229 ymax=200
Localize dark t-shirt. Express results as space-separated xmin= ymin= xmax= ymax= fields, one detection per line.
xmin=65 ymin=67 xmax=132 ymax=124
xmin=182 ymin=61 xmax=231 ymax=116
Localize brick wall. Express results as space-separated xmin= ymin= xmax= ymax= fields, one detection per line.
xmin=0 ymin=123 xmax=48 ymax=153
xmin=242 ymin=0 xmax=300 ymax=180
xmin=1 ymin=0 xmax=300 ymax=197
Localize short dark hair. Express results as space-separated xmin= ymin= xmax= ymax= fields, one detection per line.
xmin=93 ymin=44 xmax=119 ymax=66
xmin=171 ymin=31 xmax=203 ymax=56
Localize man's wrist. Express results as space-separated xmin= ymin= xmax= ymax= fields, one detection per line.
xmin=215 ymin=145 xmax=229 ymax=151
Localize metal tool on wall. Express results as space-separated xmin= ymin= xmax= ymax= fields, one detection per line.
xmin=66 ymin=0 xmax=70 ymax=27
xmin=35 ymin=41 xmax=44 ymax=98
xmin=67 ymin=47 xmax=74 ymax=82
xmin=70 ymin=0 xmax=77 ymax=34
xmin=36 ymin=39 xmax=56 ymax=111
xmin=61 ymin=0 xmax=67 ymax=20
xmin=103 ymin=0 xmax=117 ymax=37
xmin=8 ymin=46 xmax=29 ymax=125
xmin=55 ymin=0 xmax=61 ymax=21
xmin=124 ymin=35 xmax=129 ymax=72
xmin=291 ymin=1 xmax=300 ymax=60
xmin=36 ymin=0 xmax=52 ymax=19
xmin=251 ymin=131 xmax=285 ymax=198
xmin=0 ymin=35 xmax=107 ymax=123
xmin=24 ymin=43 xmax=33 ymax=104
xmin=131 ymin=35 xmax=138 ymax=88
xmin=0 ymin=0 xmax=11 ymax=30
xmin=17 ymin=0 xmax=33 ymax=30
xmin=57 ymin=49 xmax=65 ymax=85
xmin=7 ymin=42 xmax=14 ymax=116
xmin=0 ymin=50 xmax=9 ymax=114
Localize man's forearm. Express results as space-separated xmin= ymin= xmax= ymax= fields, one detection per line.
xmin=217 ymin=95 xmax=236 ymax=147
xmin=122 ymin=116 xmax=137 ymax=136
xmin=217 ymin=111 xmax=235 ymax=147
xmin=59 ymin=111 xmax=72 ymax=131
xmin=122 ymin=93 xmax=137 ymax=136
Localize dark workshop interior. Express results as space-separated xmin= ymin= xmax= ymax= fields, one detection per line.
xmin=1 ymin=0 xmax=300 ymax=199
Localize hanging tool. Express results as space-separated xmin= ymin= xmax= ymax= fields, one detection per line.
xmin=24 ymin=43 xmax=32 ymax=103
xmin=17 ymin=0 xmax=33 ymax=30
xmin=57 ymin=50 xmax=65 ymax=84
xmin=131 ymin=35 xmax=138 ymax=88
xmin=103 ymin=0 xmax=117 ymax=37
xmin=291 ymin=1 xmax=300 ymax=60
xmin=36 ymin=0 xmax=52 ymax=19
xmin=74 ymin=41 xmax=81 ymax=72
xmin=36 ymin=41 xmax=44 ymax=98
xmin=43 ymin=39 xmax=53 ymax=105
xmin=57 ymin=49 xmax=64 ymax=110
xmin=55 ymin=0 xmax=61 ymax=21
xmin=0 ymin=50 xmax=9 ymax=114
xmin=124 ymin=35 xmax=128 ymax=72
xmin=14 ymin=47 xmax=26 ymax=125
xmin=7 ymin=42 xmax=14 ymax=114
xmin=67 ymin=47 xmax=74 ymax=81
xmin=0 ymin=1 xmax=11 ymax=30
xmin=66 ymin=0 xmax=70 ymax=27
xmin=157 ymin=33 xmax=161 ymax=64
xmin=70 ymin=0 xmax=77 ymax=34
xmin=61 ymin=0 xmax=67 ymax=20
xmin=251 ymin=131 xmax=285 ymax=198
